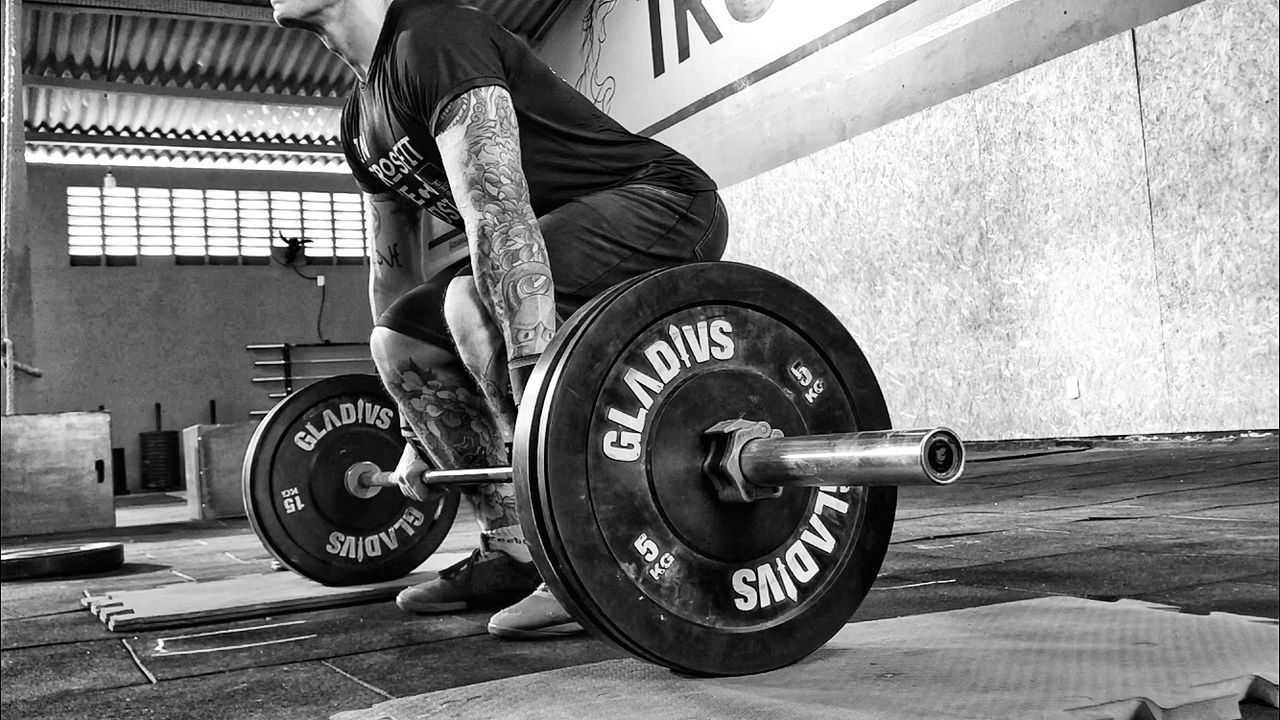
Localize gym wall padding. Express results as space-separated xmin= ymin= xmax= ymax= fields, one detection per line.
xmin=538 ymin=0 xmax=1279 ymax=438
xmin=18 ymin=165 xmax=375 ymax=493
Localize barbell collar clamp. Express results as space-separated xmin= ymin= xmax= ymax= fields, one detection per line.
xmin=703 ymin=419 xmax=787 ymax=503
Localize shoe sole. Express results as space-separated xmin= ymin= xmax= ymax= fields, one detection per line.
xmin=396 ymin=597 xmax=468 ymax=614
xmin=487 ymin=622 xmax=584 ymax=639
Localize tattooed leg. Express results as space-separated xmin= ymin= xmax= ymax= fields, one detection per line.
xmin=444 ymin=275 xmax=517 ymax=441
xmin=441 ymin=277 xmax=531 ymax=561
xmin=370 ymin=326 xmax=528 ymax=561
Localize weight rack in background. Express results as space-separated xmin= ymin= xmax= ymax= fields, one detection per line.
xmin=140 ymin=402 xmax=181 ymax=491
xmin=247 ymin=342 xmax=375 ymax=417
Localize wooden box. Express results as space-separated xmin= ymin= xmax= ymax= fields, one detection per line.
xmin=182 ymin=422 xmax=257 ymax=521
xmin=1 ymin=411 xmax=115 ymax=537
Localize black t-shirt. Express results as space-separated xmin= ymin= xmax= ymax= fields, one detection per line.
xmin=341 ymin=1 xmax=716 ymax=229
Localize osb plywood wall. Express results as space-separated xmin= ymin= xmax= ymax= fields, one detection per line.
xmin=718 ymin=0 xmax=1278 ymax=438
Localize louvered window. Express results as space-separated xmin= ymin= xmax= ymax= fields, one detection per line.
xmin=66 ymin=187 xmax=368 ymax=267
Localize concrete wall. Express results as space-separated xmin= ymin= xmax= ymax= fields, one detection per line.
xmin=19 ymin=164 xmax=375 ymax=492
xmin=538 ymin=0 xmax=1279 ymax=438
xmin=1136 ymin=1 xmax=1280 ymax=433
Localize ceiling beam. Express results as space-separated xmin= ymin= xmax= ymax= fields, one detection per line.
xmin=25 ymin=75 xmax=347 ymax=108
xmin=25 ymin=131 xmax=344 ymax=155
xmin=24 ymin=0 xmax=277 ymax=25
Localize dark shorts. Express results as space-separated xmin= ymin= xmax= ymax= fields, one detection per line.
xmin=376 ymin=183 xmax=730 ymax=348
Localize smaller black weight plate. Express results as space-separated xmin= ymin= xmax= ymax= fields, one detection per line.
xmin=243 ymin=374 xmax=460 ymax=586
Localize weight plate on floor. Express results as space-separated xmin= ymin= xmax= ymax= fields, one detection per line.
xmin=243 ymin=374 xmax=460 ymax=586
xmin=0 ymin=542 xmax=125 ymax=580
xmin=514 ymin=262 xmax=896 ymax=676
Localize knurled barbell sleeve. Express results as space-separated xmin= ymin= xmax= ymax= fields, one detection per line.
xmin=737 ymin=428 xmax=964 ymax=488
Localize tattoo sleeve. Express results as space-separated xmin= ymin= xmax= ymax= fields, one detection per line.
xmin=434 ymin=86 xmax=557 ymax=369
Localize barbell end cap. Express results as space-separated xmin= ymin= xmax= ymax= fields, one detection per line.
xmin=343 ymin=460 xmax=384 ymax=499
xmin=919 ymin=427 xmax=965 ymax=485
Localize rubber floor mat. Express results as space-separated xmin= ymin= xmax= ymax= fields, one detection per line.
xmin=331 ymin=596 xmax=1279 ymax=720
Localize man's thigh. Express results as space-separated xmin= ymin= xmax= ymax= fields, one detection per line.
xmin=381 ymin=185 xmax=730 ymax=344
xmin=375 ymin=259 xmax=470 ymax=349
xmin=539 ymin=184 xmax=729 ymax=317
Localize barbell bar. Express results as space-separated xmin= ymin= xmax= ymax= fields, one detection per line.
xmin=345 ymin=425 xmax=965 ymax=495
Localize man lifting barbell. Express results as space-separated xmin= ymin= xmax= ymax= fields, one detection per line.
xmin=242 ymin=265 xmax=968 ymax=674
xmin=270 ymin=0 xmax=729 ymax=638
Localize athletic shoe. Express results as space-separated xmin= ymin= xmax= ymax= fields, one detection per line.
xmin=396 ymin=548 xmax=540 ymax=614
xmin=487 ymin=583 xmax=584 ymax=638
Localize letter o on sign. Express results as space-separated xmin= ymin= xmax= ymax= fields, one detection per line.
xmin=726 ymin=0 xmax=774 ymax=22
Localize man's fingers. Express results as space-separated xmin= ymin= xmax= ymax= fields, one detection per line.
xmin=394 ymin=466 xmax=425 ymax=501
xmin=393 ymin=467 xmax=449 ymax=504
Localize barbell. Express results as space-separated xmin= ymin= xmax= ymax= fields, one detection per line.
xmin=344 ymin=425 xmax=962 ymax=496
xmin=242 ymin=261 xmax=966 ymax=676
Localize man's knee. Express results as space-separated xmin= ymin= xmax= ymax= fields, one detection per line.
xmin=443 ymin=276 xmax=502 ymax=360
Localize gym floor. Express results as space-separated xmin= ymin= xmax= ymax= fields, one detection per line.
xmin=1 ymin=434 xmax=1277 ymax=720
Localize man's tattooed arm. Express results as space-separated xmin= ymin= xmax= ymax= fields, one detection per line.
xmin=365 ymin=192 xmax=424 ymax=320
xmin=434 ymin=86 xmax=556 ymax=401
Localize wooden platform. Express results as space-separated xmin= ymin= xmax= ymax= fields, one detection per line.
xmin=80 ymin=553 xmax=468 ymax=632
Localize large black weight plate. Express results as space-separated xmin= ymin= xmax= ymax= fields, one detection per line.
xmin=0 ymin=542 xmax=125 ymax=580
xmin=243 ymin=374 xmax=460 ymax=586
xmin=514 ymin=262 xmax=896 ymax=676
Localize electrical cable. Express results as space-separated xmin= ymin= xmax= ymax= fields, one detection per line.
xmin=314 ymin=273 xmax=328 ymax=345
xmin=287 ymin=258 xmax=318 ymax=280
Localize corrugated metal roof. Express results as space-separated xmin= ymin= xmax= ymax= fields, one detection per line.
xmin=24 ymin=7 xmax=352 ymax=95
xmin=22 ymin=0 xmax=576 ymax=169
xmin=26 ymin=85 xmax=342 ymax=144
xmin=26 ymin=142 xmax=350 ymax=173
